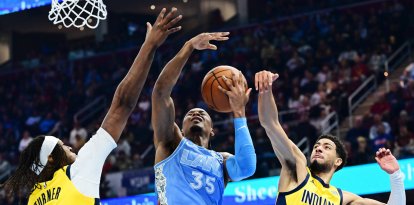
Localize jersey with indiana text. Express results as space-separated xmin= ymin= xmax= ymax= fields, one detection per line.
xmin=155 ymin=138 xmax=225 ymax=205
xmin=276 ymin=168 xmax=343 ymax=205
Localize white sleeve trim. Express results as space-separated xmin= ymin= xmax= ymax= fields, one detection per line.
xmin=70 ymin=127 xmax=117 ymax=198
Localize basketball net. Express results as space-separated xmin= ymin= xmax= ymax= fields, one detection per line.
xmin=48 ymin=0 xmax=107 ymax=29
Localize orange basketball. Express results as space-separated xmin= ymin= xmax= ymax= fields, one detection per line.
xmin=201 ymin=65 xmax=247 ymax=113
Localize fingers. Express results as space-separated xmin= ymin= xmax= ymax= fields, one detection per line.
xmin=255 ymin=73 xmax=259 ymax=91
xmin=376 ymin=147 xmax=392 ymax=158
xmin=167 ymin=26 xmax=182 ymax=34
xmin=208 ymin=32 xmax=230 ymax=41
xmin=263 ymin=72 xmax=269 ymax=91
xmin=161 ymin=7 xmax=178 ymax=27
xmin=207 ymin=43 xmax=217 ymax=50
xmin=222 ymin=75 xmax=234 ymax=89
xmin=245 ymin=88 xmax=252 ymax=98
xmin=232 ymin=72 xmax=239 ymax=87
xmin=164 ymin=15 xmax=182 ymax=30
xmin=236 ymin=71 xmax=243 ymax=86
xmin=155 ymin=8 xmax=166 ymax=24
xmin=272 ymin=73 xmax=279 ymax=82
xmin=267 ymin=72 xmax=273 ymax=87
xmin=146 ymin=22 xmax=152 ymax=30
xmin=259 ymin=72 xmax=264 ymax=93
xmin=146 ymin=22 xmax=152 ymax=36
xmin=254 ymin=71 xmax=279 ymax=93
xmin=218 ymin=85 xmax=230 ymax=96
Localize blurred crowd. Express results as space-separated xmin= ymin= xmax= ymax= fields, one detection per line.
xmin=0 ymin=0 xmax=413 ymax=202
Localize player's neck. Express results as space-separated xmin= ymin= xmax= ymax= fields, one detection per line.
xmin=313 ymin=170 xmax=334 ymax=185
xmin=187 ymin=133 xmax=209 ymax=148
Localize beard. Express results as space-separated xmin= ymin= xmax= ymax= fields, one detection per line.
xmin=309 ymin=160 xmax=332 ymax=173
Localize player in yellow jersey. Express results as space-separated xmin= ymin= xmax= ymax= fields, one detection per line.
xmin=255 ymin=70 xmax=406 ymax=205
xmin=2 ymin=8 xmax=182 ymax=205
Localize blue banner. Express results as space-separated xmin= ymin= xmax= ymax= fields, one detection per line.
xmin=102 ymin=158 xmax=414 ymax=205
xmin=121 ymin=168 xmax=155 ymax=195
xmin=0 ymin=0 xmax=51 ymax=15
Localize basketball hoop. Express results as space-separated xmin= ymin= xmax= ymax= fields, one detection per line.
xmin=48 ymin=0 xmax=107 ymax=29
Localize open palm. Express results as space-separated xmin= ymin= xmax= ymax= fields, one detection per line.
xmin=189 ymin=32 xmax=229 ymax=50
xmin=375 ymin=148 xmax=400 ymax=174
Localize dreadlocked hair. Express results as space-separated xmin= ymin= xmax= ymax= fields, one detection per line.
xmin=2 ymin=135 xmax=68 ymax=198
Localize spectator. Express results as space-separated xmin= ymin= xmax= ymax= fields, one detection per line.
xmin=114 ymin=151 xmax=132 ymax=171
xmin=369 ymin=114 xmax=391 ymax=140
xmin=394 ymin=126 xmax=414 ymax=158
xmin=371 ymin=123 xmax=394 ymax=151
xmin=39 ymin=112 xmax=56 ymax=133
xmin=346 ymin=116 xmax=369 ymax=148
xmin=190 ymin=54 xmax=203 ymax=73
xmin=73 ymin=134 xmax=86 ymax=153
xmin=338 ymin=45 xmax=359 ymax=63
xmin=369 ymin=48 xmax=386 ymax=72
xmin=370 ymin=93 xmax=391 ymax=115
xmin=69 ymin=120 xmax=88 ymax=146
xmin=130 ymin=153 xmax=144 ymax=170
xmin=401 ymin=62 xmax=414 ymax=83
xmin=386 ymin=82 xmax=405 ymax=118
xmin=349 ymin=136 xmax=373 ymax=165
xmin=116 ymin=138 xmax=132 ymax=157
xmin=0 ymin=154 xmax=11 ymax=183
xmin=18 ymin=130 xmax=33 ymax=153
xmin=286 ymin=51 xmax=305 ymax=73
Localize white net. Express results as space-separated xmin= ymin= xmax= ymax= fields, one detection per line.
xmin=48 ymin=0 xmax=107 ymax=29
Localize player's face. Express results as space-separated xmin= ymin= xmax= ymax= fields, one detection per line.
xmin=182 ymin=108 xmax=214 ymax=147
xmin=57 ymin=140 xmax=77 ymax=164
xmin=310 ymin=138 xmax=341 ymax=173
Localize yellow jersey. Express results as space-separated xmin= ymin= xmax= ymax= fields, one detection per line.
xmin=28 ymin=166 xmax=99 ymax=205
xmin=276 ymin=168 xmax=343 ymax=205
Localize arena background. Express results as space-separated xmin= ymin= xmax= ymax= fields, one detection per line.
xmin=0 ymin=0 xmax=413 ymax=204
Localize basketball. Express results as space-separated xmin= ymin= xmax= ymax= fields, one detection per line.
xmin=201 ymin=65 xmax=247 ymax=113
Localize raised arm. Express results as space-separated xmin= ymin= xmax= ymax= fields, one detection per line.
xmin=218 ymin=72 xmax=256 ymax=182
xmin=152 ymin=32 xmax=229 ymax=149
xmin=256 ymin=71 xmax=307 ymax=187
xmin=101 ymin=8 xmax=182 ymax=142
xmin=343 ymin=148 xmax=405 ymax=205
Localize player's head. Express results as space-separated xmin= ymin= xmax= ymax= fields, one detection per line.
xmin=182 ymin=108 xmax=214 ymax=148
xmin=3 ymin=136 xmax=76 ymax=196
xmin=310 ymin=134 xmax=347 ymax=174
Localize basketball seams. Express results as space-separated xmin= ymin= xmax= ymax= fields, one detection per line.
xmin=212 ymin=70 xmax=233 ymax=112
xmin=201 ymin=66 xmax=243 ymax=113
xmin=201 ymin=73 xmax=217 ymax=110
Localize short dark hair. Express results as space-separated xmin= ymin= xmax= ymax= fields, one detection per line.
xmin=316 ymin=134 xmax=347 ymax=171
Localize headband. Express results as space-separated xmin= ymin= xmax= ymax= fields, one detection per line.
xmin=31 ymin=136 xmax=59 ymax=175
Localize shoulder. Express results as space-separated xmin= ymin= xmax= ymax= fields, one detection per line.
xmin=342 ymin=190 xmax=362 ymax=205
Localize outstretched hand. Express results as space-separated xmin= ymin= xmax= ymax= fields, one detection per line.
xmin=218 ymin=71 xmax=251 ymax=117
xmin=254 ymin=70 xmax=279 ymax=93
xmin=375 ymin=148 xmax=400 ymax=174
xmin=145 ymin=7 xmax=182 ymax=47
xmin=189 ymin=32 xmax=230 ymax=50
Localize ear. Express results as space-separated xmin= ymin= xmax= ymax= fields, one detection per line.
xmin=47 ymin=155 xmax=54 ymax=163
xmin=334 ymin=158 xmax=343 ymax=168
xmin=210 ymin=128 xmax=215 ymax=137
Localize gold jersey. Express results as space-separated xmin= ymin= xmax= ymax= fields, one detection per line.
xmin=276 ymin=168 xmax=342 ymax=205
xmin=28 ymin=166 xmax=99 ymax=205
